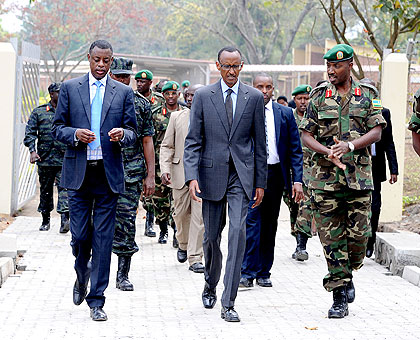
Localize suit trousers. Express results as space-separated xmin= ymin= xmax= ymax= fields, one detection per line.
xmin=202 ymin=167 xmax=249 ymax=308
xmin=172 ymin=185 xmax=204 ymax=265
xmin=367 ymin=178 xmax=382 ymax=250
xmin=67 ymin=160 xmax=119 ymax=308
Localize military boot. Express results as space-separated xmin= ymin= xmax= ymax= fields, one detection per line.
xmin=144 ymin=211 xmax=156 ymax=237
xmin=158 ymin=221 xmax=168 ymax=244
xmin=295 ymin=232 xmax=309 ymax=261
xmin=116 ymin=256 xmax=134 ymax=291
xmin=171 ymin=221 xmax=179 ymax=248
xmin=39 ymin=213 xmax=50 ymax=231
xmin=346 ymin=279 xmax=355 ymax=303
xmin=328 ymin=287 xmax=349 ymax=319
xmin=59 ymin=212 xmax=70 ymax=234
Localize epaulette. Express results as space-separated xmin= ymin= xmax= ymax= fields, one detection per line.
xmin=359 ymin=82 xmax=379 ymax=96
xmin=309 ymin=82 xmax=328 ymax=99
xmin=152 ymin=91 xmax=165 ymax=99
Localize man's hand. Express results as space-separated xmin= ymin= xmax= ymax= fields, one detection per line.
xmin=251 ymin=188 xmax=264 ymax=208
xmin=292 ymin=183 xmax=304 ymax=203
xmin=143 ymin=175 xmax=155 ymax=197
xmin=188 ymin=180 xmax=201 ymax=202
xmin=76 ymin=128 xmax=96 ymax=144
xmin=161 ymin=173 xmax=171 ymax=186
xmin=108 ymin=128 xmax=124 ymax=142
xmin=389 ymin=174 xmax=398 ymax=184
xmin=30 ymin=151 xmax=41 ymax=164
xmin=331 ymin=136 xmax=350 ymax=159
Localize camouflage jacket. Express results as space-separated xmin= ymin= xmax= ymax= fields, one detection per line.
xmin=293 ymin=109 xmax=313 ymax=187
xmin=122 ymin=91 xmax=154 ymax=183
xmin=299 ymin=79 xmax=386 ymax=191
xmin=146 ymin=90 xmax=165 ymax=118
xmin=23 ymin=102 xmax=67 ymax=167
xmin=408 ymin=104 xmax=420 ymax=134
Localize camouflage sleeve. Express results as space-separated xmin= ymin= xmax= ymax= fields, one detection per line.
xmin=23 ymin=108 xmax=39 ymax=153
xmin=299 ymin=99 xmax=318 ymax=135
xmin=364 ymin=92 xmax=387 ymax=130
xmin=408 ymin=112 xmax=420 ymax=134
xmin=142 ymin=100 xmax=154 ymax=137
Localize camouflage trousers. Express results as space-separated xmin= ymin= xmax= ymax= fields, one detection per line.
xmin=37 ymin=166 xmax=68 ymax=214
xmin=112 ymin=181 xmax=142 ymax=256
xmin=283 ymin=186 xmax=312 ymax=238
xmin=311 ymin=189 xmax=371 ymax=291
xmin=142 ymin=175 xmax=173 ymax=224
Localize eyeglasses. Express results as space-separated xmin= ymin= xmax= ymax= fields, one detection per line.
xmin=219 ymin=63 xmax=243 ymax=71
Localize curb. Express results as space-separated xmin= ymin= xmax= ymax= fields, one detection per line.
xmin=0 ymin=257 xmax=14 ymax=287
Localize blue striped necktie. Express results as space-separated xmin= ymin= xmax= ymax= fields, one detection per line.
xmin=89 ymin=80 xmax=102 ymax=150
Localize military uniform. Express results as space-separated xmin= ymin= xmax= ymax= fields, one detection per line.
xmin=23 ymin=83 xmax=69 ymax=231
xmin=408 ymin=89 xmax=420 ymax=134
xmin=300 ymin=44 xmax=386 ymax=318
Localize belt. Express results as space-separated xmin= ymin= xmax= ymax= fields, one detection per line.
xmin=268 ymin=162 xmax=281 ymax=168
xmin=87 ymin=159 xmax=103 ymax=167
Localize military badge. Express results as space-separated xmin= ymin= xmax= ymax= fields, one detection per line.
xmin=141 ymin=72 xmax=147 ymax=78
xmin=372 ymin=99 xmax=383 ymax=109
xmin=162 ymin=107 xmax=167 ymax=116
xmin=151 ymin=96 xmax=155 ymax=104
xmin=172 ymin=83 xmax=177 ymax=90
xmin=336 ymin=51 xmax=344 ymax=60
xmin=307 ymin=86 xmax=311 ymax=92
xmin=325 ymin=89 xmax=332 ymax=98
xmin=354 ymin=88 xmax=361 ymax=96
xmin=46 ymin=105 xmax=50 ymax=111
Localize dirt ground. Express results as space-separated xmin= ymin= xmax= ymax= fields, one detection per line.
xmin=0 ymin=214 xmax=14 ymax=233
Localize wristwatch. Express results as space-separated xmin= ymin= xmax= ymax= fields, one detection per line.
xmin=348 ymin=141 xmax=355 ymax=152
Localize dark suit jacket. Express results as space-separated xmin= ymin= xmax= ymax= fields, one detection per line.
xmin=184 ymin=80 xmax=267 ymax=201
xmin=372 ymin=107 xmax=398 ymax=183
xmin=272 ymin=102 xmax=303 ymax=193
xmin=52 ymin=73 xmax=137 ymax=193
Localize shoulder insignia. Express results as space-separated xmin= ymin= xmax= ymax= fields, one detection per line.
xmin=325 ymin=89 xmax=332 ymax=98
xmin=372 ymin=99 xmax=382 ymax=110
xmin=46 ymin=105 xmax=50 ymax=111
xmin=354 ymin=87 xmax=361 ymax=96
xmin=359 ymin=82 xmax=379 ymax=96
xmin=151 ymin=96 xmax=155 ymax=104
xmin=309 ymin=82 xmax=328 ymax=98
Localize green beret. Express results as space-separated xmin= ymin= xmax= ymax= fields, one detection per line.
xmin=292 ymin=84 xmax=312 ymax=96
xmin=110 ymin=57 xmax=134 ymax=75
xmin=162 ymin=81 xmax=180 ymax=93
xmin=135 ymin=69 xmax=153 ymax=80
xmin=48 ymin=82 xmax=61 ymax=93
xmin=323 ymin=44 xmax=354 ymax=62
xmin=181 ymin=80 xmax=190 ymax=87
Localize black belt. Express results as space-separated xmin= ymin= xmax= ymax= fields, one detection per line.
xmin=87 ymin=159 xmax=103 ymax=167
xmin=268 ymin=162 xmax=281 ymax=168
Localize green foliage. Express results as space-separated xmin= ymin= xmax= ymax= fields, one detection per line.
xmin=403 ymin=195 xmax=420 ymax=207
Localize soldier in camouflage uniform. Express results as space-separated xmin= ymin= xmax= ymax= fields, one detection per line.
xmin=23 ymin=82 xmax=69 ymax=233
xmin=109 ymin=58 xmax=155 ymax=291
xmin=300 ymin=44 xmax=386 ymax=319
xmin=136 ymin=70 xmax=165 ymax=238
xmin=409 ymin=89 xmax=420 ymax=156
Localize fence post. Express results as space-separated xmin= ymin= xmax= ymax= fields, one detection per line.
xmin=380 ymin=53 xmax=408 ymax=222
xmin=0 ymin=43 xmax=17 ymax=214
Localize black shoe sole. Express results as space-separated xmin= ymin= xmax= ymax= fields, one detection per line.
xmin=221 ymin=312 xmax=240 ymax=322
xmin=296 ymin=251 xmax=309 ymax=261
xmin=328 ymin=309 xmax=349 ymax=318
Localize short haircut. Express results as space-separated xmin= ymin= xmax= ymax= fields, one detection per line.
xmin=253 ymin=73 xmax=273 ymax=85
xmin=277 ymin=95 xmax=288 ymax=102
xmin=217 ymin=46 xmax=242 ymax=62
xmin=89 ymin=40 xmax=113 ymax=54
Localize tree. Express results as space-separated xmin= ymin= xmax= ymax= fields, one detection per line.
xmin=21 ymin=0 xmax=147 ymax=82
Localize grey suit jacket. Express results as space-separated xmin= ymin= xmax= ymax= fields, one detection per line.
xmin=183 ymin=80 xmax=267 ymax=201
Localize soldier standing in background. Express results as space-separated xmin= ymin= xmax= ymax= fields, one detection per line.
xmin=135 ymin=70 xmax=165 ymax=238
xmin=109 ymin=58 xmax=155 ymax=291
xmin=23 ymin=82 xmax=69 ymax=233
xmin=300 ymin=44 xmax=386 ymax=319
xmin=409 ymin=89 xmax=420 ymax=157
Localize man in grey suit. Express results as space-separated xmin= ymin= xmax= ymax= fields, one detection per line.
xmin=184 ymin=46 xmax=267 ymax=322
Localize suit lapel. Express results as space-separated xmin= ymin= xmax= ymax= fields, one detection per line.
xmin=230 ymin=82 xmax=249 ymax=138
xmin=77 ymin=73 xmax=91 ymax=124
xmin=210 ymin=81 xmax=230 ymax=136
xmin=101 ymin=77 xmax=117 ymax=127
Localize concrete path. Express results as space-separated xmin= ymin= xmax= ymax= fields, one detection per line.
xmin=1 ymin=204 xmax=419 ymax=339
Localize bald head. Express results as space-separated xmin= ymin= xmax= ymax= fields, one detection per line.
xmin=185 ymin=84 xmax=204 ymax=108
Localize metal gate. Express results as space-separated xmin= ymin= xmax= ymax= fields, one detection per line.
xmin=11 ymin=39 xmax=40 ymax=214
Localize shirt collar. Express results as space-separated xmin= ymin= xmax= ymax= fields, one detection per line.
xmin=265 ymin=99 xmax=273 ymax=112
xmin=89 ymin=71 xmax=107 ymax=87
xmin=221 ymin=79 xmax=239 ymax=95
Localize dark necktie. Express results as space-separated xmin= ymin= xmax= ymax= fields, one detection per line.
xmin=225 ymin=88 xmax=233 ymax=129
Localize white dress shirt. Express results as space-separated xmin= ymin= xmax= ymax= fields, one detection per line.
xmin=265 ymin=100 xmax=280 ymax=165
xmin=221 ymin=79 xmax=239 ymax=118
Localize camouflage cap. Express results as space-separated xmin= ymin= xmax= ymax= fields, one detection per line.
xmin=135 ymin=69 xmax=153 ymax=80
xmin=162 ymin=81 xmax=180 ymax=92
xmin=292 ymin=84 xmax=312 ymax=96
xmin=48 ymin=82 xmax=61 ymax=93
xmin=110 ymin=57 xmax=134 ymax=75
xmin=181 ymin=80 xmax=190 ymax=87
xmin=323 ymin=44 xmax=354 ymax=62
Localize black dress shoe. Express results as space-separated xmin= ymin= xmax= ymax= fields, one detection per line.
xmin=239 ymin=277 xmax=253 ymax=288
xmin=256 ymin=278 xmax=272 ymax=287
xmin=346 ymin=280 xmax=355 ymax=303
xmin=177 ymin=249 xmax=187 ymax=263
xmin=202 ymin=283 xmax=217 ymax=309
xmin=90 ymin=307 xmax=107 ymax=321
xmin=73 ymin=279 xmax=88 ymax=305
xmin=366 ymin=248 xmax=373 ymax=258
xmin=221 ymin=306 xmax=240 ymax=322
xmin=189 ymin=262 xmax=205 ymax=273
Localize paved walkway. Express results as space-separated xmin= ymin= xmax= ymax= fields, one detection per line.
xmin=1 ymin=204 xmax=420 ymax=340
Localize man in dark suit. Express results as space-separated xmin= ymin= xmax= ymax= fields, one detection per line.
xmin=360 ymin=79 xmax=398 ymax=258
xmin=52 ymin=40 xmax=137 ymax=321
xmin=184 ymin=46 xmax=267 ymax=322
xmin=240 ymin=74 xmax=303 ymax=289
